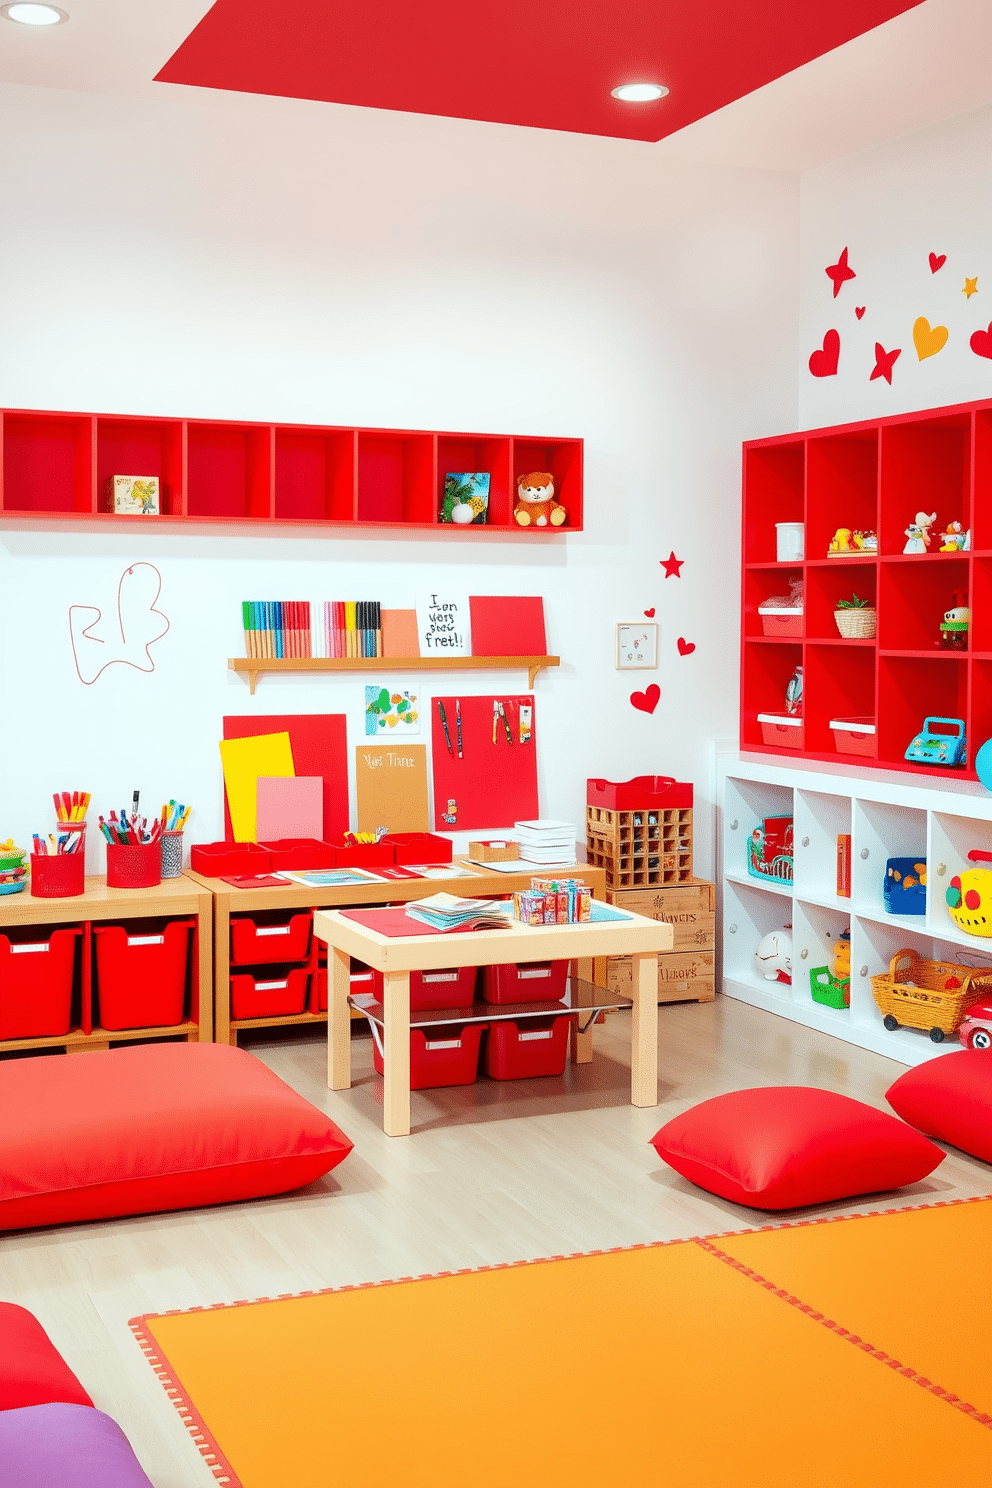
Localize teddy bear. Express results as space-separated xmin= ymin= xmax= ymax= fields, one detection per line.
xmin=514 ymin=472 xmax=567 ymax=527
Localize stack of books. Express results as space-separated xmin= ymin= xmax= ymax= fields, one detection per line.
xmin=514 ymin=819 xmax=578 ymax=866
xmin=241 ymin=600 xmax=383 ymax=659
xmin=404 ymin=893 xmax=513 ymax=932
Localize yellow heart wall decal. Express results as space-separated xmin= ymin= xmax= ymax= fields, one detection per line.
xmin=913 ymin=316 xmax=948 ymax=361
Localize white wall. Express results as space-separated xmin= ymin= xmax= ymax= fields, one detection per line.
xmin=0 ymin=83 xmax=799 ymax=879
xmin=799 ymin=103 xmax=992 ymax=427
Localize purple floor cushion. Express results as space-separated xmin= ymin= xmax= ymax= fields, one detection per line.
xmin=0 ymin=1402 xmax=154 ymax=1487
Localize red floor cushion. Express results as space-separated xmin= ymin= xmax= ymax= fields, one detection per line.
xmin=0 ymin=1304 xmax=93 ymax=1411
xmin=0 ymin=1403 xmax=153 ymax=1487
xmin=650 ymin=1086 xmax=944 ymax=1210
xmin=886 ymin=1050 xmax=992 ymax=1163
xmin=0 ymin=1042 xmax=353 ymax=1231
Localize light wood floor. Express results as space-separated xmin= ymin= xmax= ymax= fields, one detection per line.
xmin=2 ymin=998 xmax=989 ymax=1487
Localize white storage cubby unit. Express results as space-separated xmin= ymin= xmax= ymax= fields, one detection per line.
xmin=717 ymin=750 xmax=992 ymax=1067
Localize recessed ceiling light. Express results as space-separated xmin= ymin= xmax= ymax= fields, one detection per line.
xmin=611 ymin=83 xmax=668 ymax=103
xmin=1 ymin=3 xmax=68 ymax=23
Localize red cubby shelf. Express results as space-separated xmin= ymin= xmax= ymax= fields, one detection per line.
xmin=741 ymin=396 xmax=992 ymax=781
xmin=0 ymin=410 xmax=583 ymax=534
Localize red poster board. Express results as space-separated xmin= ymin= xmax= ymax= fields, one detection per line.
xmin=223 ymin=714 xmax=349 ymax=843
xmin=468 ymin=596 xmax=546 ymax=656
xmin=431 ymin=694 xmax=538 ymax=831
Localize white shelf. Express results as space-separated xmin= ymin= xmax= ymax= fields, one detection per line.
xmin=718 ymin=750 xmax=992 ymax=1067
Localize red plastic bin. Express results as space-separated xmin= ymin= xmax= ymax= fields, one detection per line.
xmin=586 ymin=777 xmax=693 ymax=811
xmin=757 ymin=713 xmax=804 ymax=750
xmin=258 ymin=839 xmax=337 ymax=870
xmin=388 ymin=833 xmax=454 ymax=865
xmin=370 ymin=964 xmax=477 ymax=1011
xmin=484 ymin=1015 xmax=571 ymax=1080
xmin=371 ymin=1021 xmax=486 ymax=1090
xmin=317 ymin=966 xmax=374 ymax=1012
xmin=328 ymin=838 xmax=396 ymax=869
xmin=483 ymin=959 xmax=569 ymax=1005
xmin=94 ymin=919 xmax=192 ymax=1030
xmin=189 ymin=842 xmax=271 ymax=877
xmin=0 ymin=928 xmax=80 ymax=1039
xmin=230 ymin=912 xmax=312 ymax=966
xmin=829 ymin=717 xmax=876 ymax=758
xmin=230 ymin=968 xmax=309 ymax=1019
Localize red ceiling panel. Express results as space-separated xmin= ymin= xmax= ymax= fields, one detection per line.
xmin=156 ymin=0 xmax=925 ymax=143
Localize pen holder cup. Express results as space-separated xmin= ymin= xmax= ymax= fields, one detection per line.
xmin=160 ymin=832 xmax=184 ymax=879
xmin=31 ymin=852 xmax=85 ymax=898
xmin=106 ymin=843 xmax=161 ymax=890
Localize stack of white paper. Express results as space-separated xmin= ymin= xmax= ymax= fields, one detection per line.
xmin=513 ymin=819 xmax=578 ymax=865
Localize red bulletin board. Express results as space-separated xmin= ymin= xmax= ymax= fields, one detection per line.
xmin=223 ymin=714 xmax=349 ymax=843
xmin=431 ymin=695 xmax=538 ymax=831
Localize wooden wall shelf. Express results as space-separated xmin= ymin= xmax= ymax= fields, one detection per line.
xmin=229 ymin=654 xmax=561 ymax=694
xmin=0 ymin=409 xmax=583 ymax=533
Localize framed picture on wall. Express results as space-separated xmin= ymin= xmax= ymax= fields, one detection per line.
xmin=615 ymin=623 xmax=658 ymax=669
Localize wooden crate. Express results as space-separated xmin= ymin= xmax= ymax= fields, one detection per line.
xmin=607 ymin=949 xmax=715 ymax=1005
xmin=586 ymin=804 xmax=693 ymax=889
xmin=607 ymin=880 xmax=714 ymax=950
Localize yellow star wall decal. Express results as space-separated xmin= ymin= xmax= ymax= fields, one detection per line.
xmin=964 ymin=277 xmax=978 ymax=299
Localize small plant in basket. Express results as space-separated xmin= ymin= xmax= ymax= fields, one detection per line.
xmin=834 ymin=592 xmax=877 ymax=639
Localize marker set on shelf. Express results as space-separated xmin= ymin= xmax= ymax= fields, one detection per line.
xmin=34 ymin=790 xmax=91 ymax=853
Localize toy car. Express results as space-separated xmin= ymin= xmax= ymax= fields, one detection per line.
xmin=904 ymin=716 xmax=967 ymax=769
xmin=958 ymin=1000 xmax=992 ymax=1050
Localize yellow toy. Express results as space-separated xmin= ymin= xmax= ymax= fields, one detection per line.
xmin=827 ymin=527 xmax=855 ymax=555
xmin=945 ymin=851 xmax=992 ymax=937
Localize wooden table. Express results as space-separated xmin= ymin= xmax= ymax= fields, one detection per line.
xmin=0 ymin=877 xmax=213 ymax=1055
xmin=314 ymin=906 xmax=674 ymax=1136
xmin=186 ymin=861 xmax=607 ymax=1046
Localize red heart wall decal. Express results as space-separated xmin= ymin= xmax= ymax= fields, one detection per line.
xmin=643 ymin=607 xmax=655 ymax=617
xmin=808 ymin=329 xmax=840 ymax=378
xmin=929 ymin=252 xmax=947 ymax=273
xmin=677 ymin=637 xmax=695 ymax=655
xmin=970 ymin=323 xmax=992 ymax=361
xmin=855 ymin=306 xmax=866 ymax=320
xmin=630 ymin=684 xmax=660 ymax=714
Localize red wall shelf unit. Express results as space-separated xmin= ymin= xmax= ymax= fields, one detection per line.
xmin=742 ymin=396 xmax=992 ymax=782
xmin=0 ymin=410 xmax=583 ymax=533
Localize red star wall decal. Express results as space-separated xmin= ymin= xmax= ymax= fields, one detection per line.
xmin=825 ymin=247 xmax=856 ymax=298
xmin=660 ymin=551 xmax=684 ymax=578
xmin=870 ymin=342 xmax=901 ymax=384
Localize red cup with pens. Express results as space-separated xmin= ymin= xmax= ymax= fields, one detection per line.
xmin=100 ymin=792 xmax=164 ymax=889
xmin=31 ymin=790 xmax=90 ymax=896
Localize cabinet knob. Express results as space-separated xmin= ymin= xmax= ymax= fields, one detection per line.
xmin=937 ymin=864 xmax=947 ymax=877
xmin=730 ymin=819 xmax=739 ymax=831
xmin=728 ymin=924 xmax=737 ymax=934
xmin=860 ymin=965 xmax=868 ymax=977
xmin=800 ymin=948 xmax=808 ymax=959
xmin=801 ymin=836 xmax=810 ymax=848
xmin=860 ymin=848 xmax=869 ymax=860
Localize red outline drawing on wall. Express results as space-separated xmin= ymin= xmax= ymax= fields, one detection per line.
xmin=69 ymin=563 xmax=170 ymax=686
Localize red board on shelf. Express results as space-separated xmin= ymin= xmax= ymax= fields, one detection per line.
xmin=468 ymin=596 xmax=546 ymax=656
xmin=430 ymin=694 xmax=539 ymax=832
xmin=222 ymin=714 xmax=348 ymax=844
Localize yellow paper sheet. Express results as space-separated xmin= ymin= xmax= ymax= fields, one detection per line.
xmin=219 ymin=732 xmax=295 ymax=842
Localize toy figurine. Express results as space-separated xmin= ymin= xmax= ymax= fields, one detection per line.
xmin=514 ymin=472 xmax=567 ymax=528
xmin=903 ymin=511 xmax=937 ymax=553
xmin=940 ymin=521 xmax=968 ymax=552
xmin=827 ymin=527 xmax=855 ymax=556
xmin=754 ymin=928 xmax=793 ymax=985
xmin=785 ymin=664 xmax=803 ymax=716
xmin=939 ymin=595 xmax=969 ymax=650
xmin=853 ymin=529 xmax=877 ymax=552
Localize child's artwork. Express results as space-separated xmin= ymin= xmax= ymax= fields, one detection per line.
xmin=440 ymin=472 xmax=490 ymax=525
xmin=417 ymin=594 xmax=471 ymax=656
xmin=615 ymin=623 xmax=658 ymax=669
xmin=365 ymin=685 xmax=420 ymax=735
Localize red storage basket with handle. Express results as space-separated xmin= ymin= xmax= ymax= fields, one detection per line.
xmin=370 ymin=964 xmax=477 ymax=1012
xmin=371 ymin=1021 xmax=485 ymax=1089
xmin=0 ymin=928 xmax=80 ymax=1039
xmin=230 ymin=968 xmax=309 ymax=1019
xmin=483 ymin=959 xmax=569 ymax=1005
xmin=230 ymin=912 xmax=312 ymax=966
xmin=94 ymin=919 xmax=193 ymax=1030
xmin=484 ymin=1014 xmax=571 ymax=1080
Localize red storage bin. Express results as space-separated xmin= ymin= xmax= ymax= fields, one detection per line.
xmin=371 ymin=1021 xmax=485 ymax=1090
xmin=106 ymin=843 xmax=160 ymax=889
xmin=94 ymin=919 xmax=192 ymax=1031
xmin=230 ymin=912 xmax=312 ymax=966
xmin=388 ymin=833 xmax=454 ymax=865
xmin=230 ymin=968 xmax=309 ymax=1019
xmin=258 ymin=839 xmax=337 ymax=870
xmin=586 ymin=776 xmax=693 ymax=811
xmin=829 ymin=717 xmax=877 ymax=758
xmin=483 ymin=959 xmax=569 ymax=1005
xmin=757 ymin=713 xmax=804 ymax=750
xmin=757 ymin=605 xmax=803 ymax=638
xmin=0 ymin=928 xmax=80 ymax=1039
xmin=316 ymin=967 xmax=374 ymax=1012
xmin=328 ymin=838 xmax=396 ymax=869
xmin=484 ymin=1015 xmax=571 ymax=1080
xmin=189 ymin=842 xmax=271 ymax=877
xmin=370 ymin=964 xmax=477 ymax=1011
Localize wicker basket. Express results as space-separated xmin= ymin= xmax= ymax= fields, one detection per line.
xmin=834 ymin=606 xmax=877 ymax=639
xmin=870 ymin=948 xmax=992 ymax=1041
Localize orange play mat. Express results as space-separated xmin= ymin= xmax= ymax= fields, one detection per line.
xmin=133 ymin=1198 xmax=992 ymax=1488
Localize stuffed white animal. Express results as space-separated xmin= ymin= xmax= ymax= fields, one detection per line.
xmin=754 ymin=929 xmax=793 ymax=985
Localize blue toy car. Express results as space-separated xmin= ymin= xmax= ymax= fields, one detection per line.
xmin=904 ymin=717 xmax=967 ymax=768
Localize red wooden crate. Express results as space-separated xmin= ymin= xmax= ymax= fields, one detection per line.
xmin=484 ymin=1015 xmax=570 ymax=1080
xmin=230 ymin=912 xmax=312 ymax=967
xmin=94 ymin=920 xmax=192 ymax=1030
xmin=230 ymin=968 xmax=309 ymax=1019
xmin=482 ymin=959 xmax=568 ymax=1005
xmin=371 ymin=1022 xmax=485 ymax=1090
xmin=0 ymin=928 xmax=80 ymax=1039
